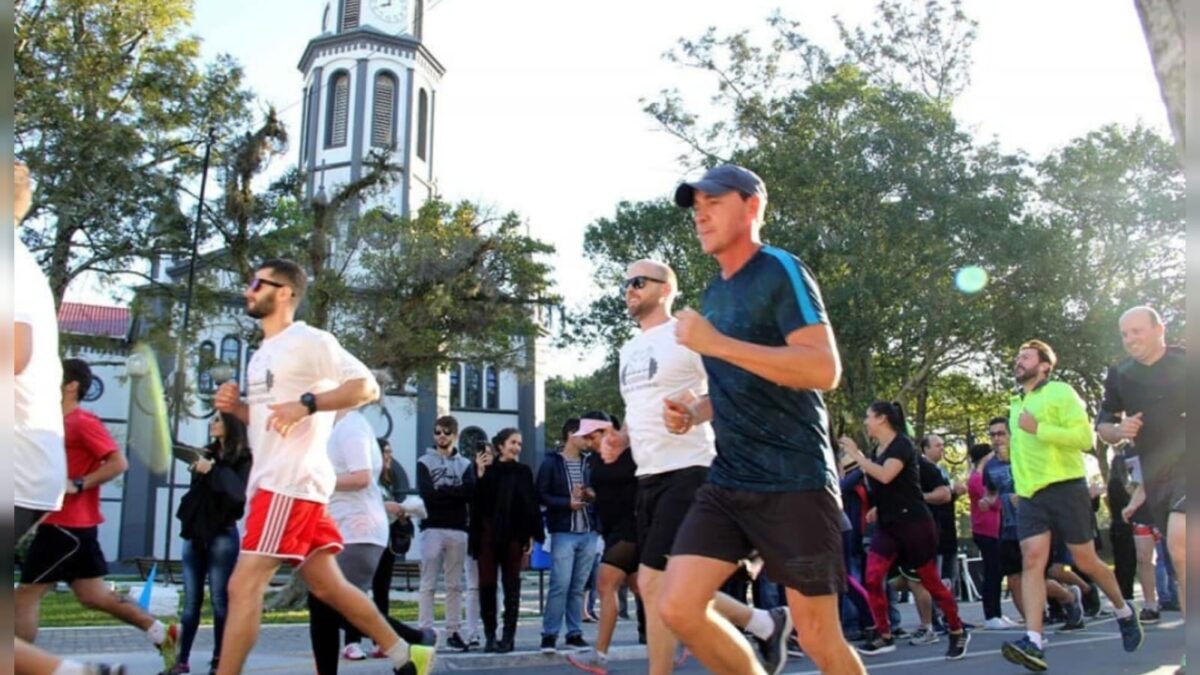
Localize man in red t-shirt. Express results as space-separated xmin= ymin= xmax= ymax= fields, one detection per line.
xmin=16 ymin=359 xmax=180 ymax=672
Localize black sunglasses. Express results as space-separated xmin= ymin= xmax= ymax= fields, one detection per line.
xmin=434 ymin=428 xmax=453 ymax=436
xmin=248 ymin=277 xmax=287 ymax=292
xmin=623 ymin=275 xmax=666 ymax=291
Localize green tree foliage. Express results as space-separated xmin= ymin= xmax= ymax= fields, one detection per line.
xmin=16 ymin=0 xmax=253 ymax=305
xmin=544 ymin=360 xmax=625 ymax=452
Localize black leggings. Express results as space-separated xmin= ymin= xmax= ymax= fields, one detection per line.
xmin=973 ymin=534 xmax=1003 ymax=619
xmin=477 ymin=528 xmax=526 ymax=635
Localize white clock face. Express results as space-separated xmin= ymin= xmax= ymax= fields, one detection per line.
xmin=370 ymin=0 xmax=408 ymax=25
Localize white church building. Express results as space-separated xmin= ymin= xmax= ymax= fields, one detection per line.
xmin=64 ymin=0 xmax=548 ymax=566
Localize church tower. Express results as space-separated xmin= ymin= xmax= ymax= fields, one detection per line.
xmin=297 ymin=0 xmax=442 ymax=218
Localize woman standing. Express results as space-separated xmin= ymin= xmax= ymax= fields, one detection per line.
xmin=839 ymin=401 xmax=970 ymax=660
xmin=171 ymin=413 xmax=252 ymax=675
xmin=469 ymin=429 xmax=543 ymax=653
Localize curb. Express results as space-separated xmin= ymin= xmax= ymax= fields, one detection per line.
xmin=434 ymin=644 xmax=647 ymax=671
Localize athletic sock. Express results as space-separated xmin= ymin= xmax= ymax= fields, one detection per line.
xmin=923 ymin=624 xmax=934 ymax=633
xmin=51 ymin=661 xmax=89 ymax=675
xmin=386 ymin=638 xmax=411 ymax=668
xmin=595 ymin=650 xmax=608 ymax=662
xmin=146 ymin=619 xmax=167 ymax=645
xmin=1113 ymin=603 xmax=1134 ymax=619
xmin=1143 ymin=601 xmax=1158 ymax=612
xmin=746 ymin=608 xmax=775 ymax=640
xmin=1026 ymin=631 xmax=1044 ymax=649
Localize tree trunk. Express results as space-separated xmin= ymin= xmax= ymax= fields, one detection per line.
xmin=1134 ymin=0 xmax=1185 ymax=163
xmin=263 ymin=572 xmax=308 ymax=611
xmin=48 ymin=219 xmax=75 ymax=308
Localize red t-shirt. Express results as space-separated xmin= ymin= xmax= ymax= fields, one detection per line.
xmin=43 ymin=407 xmax=119 ymax=528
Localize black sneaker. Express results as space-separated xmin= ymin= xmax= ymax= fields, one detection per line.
xmin=1002 ymin=636 xmax=1047 ymax=672
xmin=1083 ymin=583 xmax=1102 ymax=617
xmin=753 ymin=606 xmax=793 ymax=675
xmin=892 ymin=626 xmax=910 ymax=638
xmin=468 ymin=635 xmax=481 ymax=650
xmin=94 ymin=666 xmax=128 ymax=675
xmin=857 ymin=634 xmax=896 ymax=656
xmin=565 ymin=634 xmax=589 ymax=649
xmin=785 ymin=634 xmax=804 ymax=658
xmin=1139 ymin=607 xmax=1161 ymax=624
xmin=1117 ymin=609 xmax=1144 ymax=652
xmin=446 ymin=632 xmax=469 ymax=651
xmin=1161 ymin=599 xmax=1181 ymax=612
xmin=1059 ymin=595 xmax=1086 ymax=633
xmin=540 ymin=635 xmax=557 ymax=653
xmin=945 ymin=631 xmax=970 ymax=660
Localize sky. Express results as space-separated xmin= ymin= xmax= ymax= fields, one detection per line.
xmin=69 ymin=0 xmax=1170 ymax=379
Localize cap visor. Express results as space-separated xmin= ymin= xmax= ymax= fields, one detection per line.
xmin=674 ymin=179 xmax=736 ymax=208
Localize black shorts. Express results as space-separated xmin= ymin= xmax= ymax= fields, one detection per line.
xmin=1017 ymin=479 xmax=1094 ymax=545
xmin=870 ymin=517 xmax=939 ymax=570
xmin=1142 ymin=474 xmax=1186 ymax=532
xmin=999 ymin=539 xmax=1023 ymax=576
xmin=21 ymin=525 xmax=108 ymax=584
xmin=600 ymin=537 xmax=640 ymax=576
xmin=636 ymin=466 xmax=708 ymax=571
xmin=15 ymin=506 xmax=46 ymax=540
xmin=671 ymin=483 xmax=845 ymax=597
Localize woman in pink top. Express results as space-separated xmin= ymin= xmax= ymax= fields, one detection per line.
xmin=967 ymin=443 xmax=1008 ymax=629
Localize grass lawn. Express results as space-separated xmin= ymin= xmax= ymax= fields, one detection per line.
xmin=36 ymin=589 xmax=439 ymax=628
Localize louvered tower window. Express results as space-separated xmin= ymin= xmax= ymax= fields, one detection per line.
xmin=372 ymin=73 xmax=396 ymax=148
xmin=326 ymin=72 xmax=350 ymax=148
xmin=342 ymin=0 xmax=360 ymax=29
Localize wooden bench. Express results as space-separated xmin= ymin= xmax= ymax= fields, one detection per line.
xmin=132 ymin=557 xmax=184 ymax=585
xmin=392 ymin=560 xmax=422 ymax=591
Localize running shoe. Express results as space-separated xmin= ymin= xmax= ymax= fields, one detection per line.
xmin=158 ymin=623 xmax=180 ymax=673
xmin=565 ymin=634 xmax=590 ymax=649
xmin=754 ymin=606 xmax=793 ymax=675
xmin=1117 ymin=609 xmax=1144 ymax=652
xmin=1001 ymin=636 xmax=1047 ymax=672
xmin=95 ymin=666 xmax=128 ymax=675
xmin=983 ymin=617 xmax=1020 ymax=630
xmin=161 ymin=664 xmax=189 ymax=674
xmin=908 ymin=627 xmax=939 ymax=645
xmin=342 ymin=643 xmax=367 ymax=660
xmin=1139 ymin=607 xmax=1161 ymax=624
xmin=857 ymin=634 xmax=896 ymax=656
xmin=393 ymin=644 xmax=436 ymax=675
xmin=1059 ymin=587 xmax=1086 ymax=632
xmin=674 ymin=644 xmax=691 ymax=667
xmin=540 ymin=635 xmax=557 ymax=653
xmin=945 ymin=631 xmax=970 ymax=660
xmin=446 ymin=632 xmax=468 ymax=651
xmin=566 ymin=648 xmax=608 ymax=674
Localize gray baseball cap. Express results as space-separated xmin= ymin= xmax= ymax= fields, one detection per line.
xmin=674 ymin=164 xmax=767 ymax=208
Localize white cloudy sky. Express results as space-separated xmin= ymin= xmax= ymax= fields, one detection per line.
xmin=69 ymin=0 xmax=1170 ymax=378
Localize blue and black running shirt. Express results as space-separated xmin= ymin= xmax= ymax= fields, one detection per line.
xmin=700 ymin=245 xmax=837 ymax=494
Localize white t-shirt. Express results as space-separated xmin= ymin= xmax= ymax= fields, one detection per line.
xmin=14 ymin=238 xmax=66 ymax=512
xmin=244 ymin=322 xmax=375 ymax=503
xmin=618 ymin=318 xmax=716 ymax=477
xmin=326 ymin=411 xmax=389 ymax=546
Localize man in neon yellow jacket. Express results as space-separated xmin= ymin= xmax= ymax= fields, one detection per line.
xmin=999 ymin=340 xmax=1144 ymax=673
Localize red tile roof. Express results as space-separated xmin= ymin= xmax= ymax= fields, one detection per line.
xmin=58 ymin=302 xmax=130 ymax=339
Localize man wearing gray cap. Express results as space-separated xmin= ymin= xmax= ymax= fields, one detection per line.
xmin=655 ymin=165 xmax=863 ymax=674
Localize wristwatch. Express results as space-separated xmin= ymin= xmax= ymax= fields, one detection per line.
xmin=72 ymin=477 xmax=86 ymax=493
xmin=300 ymin=392 xmax=318 ymax=415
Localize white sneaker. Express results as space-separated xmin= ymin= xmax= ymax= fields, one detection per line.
xmin=984 ymin=618 xmax=1011 ymax=630
xmin=341 ymin=643 xmax=367 ymax=661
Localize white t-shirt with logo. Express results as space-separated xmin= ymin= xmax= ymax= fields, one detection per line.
xmin=244 ymin=322 xmax=375 ymax=504
xmin=326 ymin=410 xmax=389 ymax=546
xmin=619 ymin=318 xmax=716 ymax=477
xmin=14 ymin=238 xmax=66 ymax=512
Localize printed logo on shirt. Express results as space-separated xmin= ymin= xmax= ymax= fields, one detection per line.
xmin=620 ymin=345 xmax=658 ymax=394
xmin=428 ymin=463 xmax=464 ymax=488
xmin=246 ymin=353 xmax=275 ymax=405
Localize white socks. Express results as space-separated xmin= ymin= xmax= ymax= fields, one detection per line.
xmin=746 ymin=608 xmax=775 ymax=640
xmin=146 ymin=620 xmax=167 ymax=645
xmin=51 ymin=661 xmax=89 ymax=675
xmin=1027 ymin=631 xmax=1044 ymax=649
xmin=386 ymin=639 xmax=411 ymax=668
xmin=1114 ymin=602 xmax=1134 ymax=619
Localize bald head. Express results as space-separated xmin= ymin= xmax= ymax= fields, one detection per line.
xmin=1119 ymin=305 xmax=1166 ymax=364
xmin=14 ymin=161 xmax=31 ymax=222
xmin=624 ymin=259 xmax=678 ymax=324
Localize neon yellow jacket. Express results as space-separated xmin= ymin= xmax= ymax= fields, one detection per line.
xmin=1008 ymin=380 xmax=1095 ymax=498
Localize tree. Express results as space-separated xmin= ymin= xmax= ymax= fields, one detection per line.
xmin=16 ymin=0 xmax=253 ymax=305
xmin=544 ymin=361 xmax=625 ymax=452
xmin=1134 ymin=0 xmax=1184 ymax=161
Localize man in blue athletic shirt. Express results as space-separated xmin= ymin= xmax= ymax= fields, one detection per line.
xmin=656 ymin=164 xmax=864 ymax=675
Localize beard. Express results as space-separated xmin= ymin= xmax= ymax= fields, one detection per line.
xmin=1014 ymin=366 xmax=1038 ymax=384
xmin=245 ymin=295 xmax=275 ymax=319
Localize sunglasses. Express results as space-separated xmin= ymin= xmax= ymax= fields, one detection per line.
xmin=987 ymin=430 xmax=1009 ymax=437
xmin=434 ymin=428 xmax=453 ymax=436
xmin=623 ymin=275 xmax=666 ymax=291
xmin=248 ymin=277 xmax=287 ymax=292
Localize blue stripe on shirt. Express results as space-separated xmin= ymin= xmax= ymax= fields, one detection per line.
xmin=762 ymin=245 xmax=819 ymax=326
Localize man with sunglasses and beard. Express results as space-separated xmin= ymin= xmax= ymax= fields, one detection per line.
xmin=213 ymin=259 xmax=435 ymax=675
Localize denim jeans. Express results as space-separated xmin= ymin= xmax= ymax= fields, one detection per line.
xmin=179 ymin=526 xmax=240 ymax=666
xmin=1156 ymin=538 xmax=1179 ymax=606
xmin=541 ymin=531 xmax=598 ymax=638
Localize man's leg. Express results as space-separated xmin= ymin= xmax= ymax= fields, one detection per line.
xmin=564 ymin=533 xmax=597 ymax=639
xmin=16 ymin=639 xmax=63 ymax=675
xmin=1019 ymin=532 xmax=1052 ymax=638
xmin=442 ymin=532 xmax=467 ymax=636
xmin=1065 ymin=540 xmax=1130 ymax=612
xmin=1167 ymin=512 xmax=1185 ymax=615
xmin=638 ymin=565 xmax=679 ymax=675
xmin=911 ymin=581 xmax=934 ymax=628
xmin=70 ymin=577 xmax=157 ymax=631
xmin=215 ymin=554 xmax=283 ymax=675
xmin=15 ymin=583 xmax=52 ymax=642
xmin=464 ymin=552 xmax=481 ymax=642
xmin=1007 ymin=574 xmax=1024 ymax=618
xmin=1133 ymin=533 xmax=1159 ymax=609
xmin=659 ymin=555 xmax=763 ymax=675
xmin=786 ymin=589 xmax=866 ymax=675
xmin=541 ymin=533 xmax=576 ymax=640
xmin=417 ymin=529 xmax=446 ymax=630
xmin=594 ymin=563 xmax=627 ymax=653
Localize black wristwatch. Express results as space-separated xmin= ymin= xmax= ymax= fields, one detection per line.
xmin=72 ymin=477 xmax=86 ymax=493
xmin=300 ymin=392 xmax=318 ymax=416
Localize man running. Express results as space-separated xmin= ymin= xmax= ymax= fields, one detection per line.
xmin=1096 ymin=306 xmax=1185 ymax=673
xmin=658 ymin=164 xmax=864 ymax=674
xmin=1000 ymin=340 xmax=1142 ymax=672
xmin=571 ymin=260 xmax=791 ymax=675
xmin=213 ymin=259 xmax=433 ymax=675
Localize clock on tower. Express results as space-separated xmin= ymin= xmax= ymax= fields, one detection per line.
xmin=370 ymin=0 xmax=408 ymax=26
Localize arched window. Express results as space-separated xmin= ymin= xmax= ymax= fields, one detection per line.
xmin=322 ymin=3 xmax=331 ymax=32
xmin=220 ymin=335 xmax=242 ymax=384
xmin=342 ymin=0 xmax=360 ymax=30
xmin=485 ymin=366 xmax=499 ymax=409
xmin=449 ymin=363 xmax=462 ymax=409
xmin=372 ymin=72 xmax=397 ymax=148
xmin=464 ymin=363 xmax=482 ymax=409
xmin=197 ymin=341 xmax=216 ymax=394
xmin=416 ymin=89 xmax=428 ymax=160
xmin=326 ymin=71 xmax=350 ymax=148
xmin=242 ymin=347 xmax=257 ymax=394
